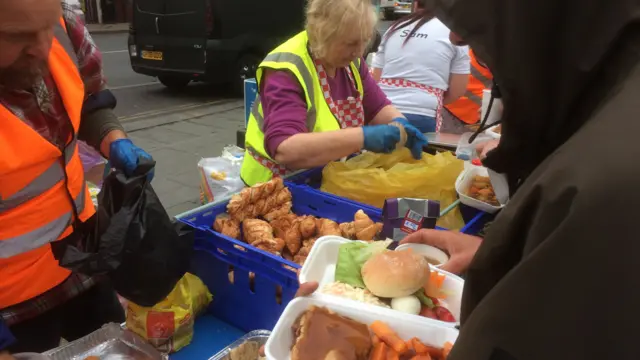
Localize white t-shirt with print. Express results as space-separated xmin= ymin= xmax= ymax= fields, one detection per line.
xmin=372 ymin=18 xmax=470 ymax=117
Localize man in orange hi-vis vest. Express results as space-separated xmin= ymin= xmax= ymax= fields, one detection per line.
xmin=441 ymin=48 xmax=494 ymax=134
xmin=0 ymin=0 xmax=154 ymax=355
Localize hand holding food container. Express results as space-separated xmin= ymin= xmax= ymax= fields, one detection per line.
xmin=400 ymin=229 xmax=483 ymax=275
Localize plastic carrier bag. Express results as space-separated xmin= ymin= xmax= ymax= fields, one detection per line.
xmin=126 ymin=273 xmax=213 ymax=353
xmin=198 ymin=156 xmax=245 ymax=205
xmin=321 ymin=149 xmax=465 ymax=230
xmin=52 ymin=160 xmax=194 ymax=307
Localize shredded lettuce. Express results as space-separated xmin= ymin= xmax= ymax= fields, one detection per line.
xmin=334 ymin=240 xmax=392 ymax=288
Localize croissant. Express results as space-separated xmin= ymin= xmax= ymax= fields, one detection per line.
xmin=283 ymin=220 xmax=302 ymax=255
xmin=227 ymin=178 xmax=289 ymax=221
xmin=213 ymin=214 xmax=241 ymax=240
xmin=243 ymin=219 xmax=273 ymax=244
xmin=317 ymin=218 xmax=341 ymax=237
xmin=270 ymin=213 xmax=298 ymax=238
xmin=299 ymin=216 xmax=317 ymax=239
xmin=263 ymin=201 xmax=293 ymax=222
xmin=293 ymin=245 xmax=312 ymax=266
xmin=339 ymin=222 xmax=356 ymax=239
xmin=353 ymin=210 xmax=381 ymax=241
xmin=253 ymin=237 xmax=286 ymax=255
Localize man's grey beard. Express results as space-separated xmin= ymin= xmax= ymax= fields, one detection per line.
xmin=0 ymin=62 xmax=49 ymax=91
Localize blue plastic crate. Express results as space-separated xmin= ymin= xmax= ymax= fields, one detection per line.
xmin=286 ymin=168 xmax=489 ymax=235
xmin=179 ymin=183 xmax=383 ymax=282
xmin=190 ymin=237 xmax=297 ymax=332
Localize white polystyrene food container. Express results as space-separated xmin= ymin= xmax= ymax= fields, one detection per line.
xmin=455 ymin=165 xmax=508 ymax=214
xmin=265 ymin=295 xmax=458 ymax=360
xmin=485 ymin=125 xmax=501 ymax=139
xmin=299 ymin=236 xmax=464 ymax=327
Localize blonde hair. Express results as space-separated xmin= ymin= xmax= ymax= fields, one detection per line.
xmin=305 ymin=0 xmax=378 ymax=59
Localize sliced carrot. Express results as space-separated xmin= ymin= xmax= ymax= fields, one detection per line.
xmin=386 ymin=347 xmax=400 ymax=360
xmin=431 ymin=271 xmax=446 ymax=288
xmin=412 ymin=338 xmax=429 ymax=354
xmin=406 ymin=338 xmax=416 ymax=353
xmin=442 ymin=341 xmax=454 ymax=359
xmin=370 ymin=321 xmax=408 ymax=354
xmin=410 ymin=355 xmax=432 ymax=360
xmin=412 ymin=338 xmax=444 ymax=358
xmin=372 ymin=334 xmax=381 ymax=346
xmin=369 ymin=341 xmax=388 ymax=360
xmin=425 ymin=272 xmax=447 ymax=299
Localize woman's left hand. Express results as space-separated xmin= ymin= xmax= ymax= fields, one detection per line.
xmin=391 ymin=117 xmax=428 ymax=159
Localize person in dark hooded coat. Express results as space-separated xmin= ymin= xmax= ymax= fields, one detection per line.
xmin=400 ymin=0 xmax=640 ymax=358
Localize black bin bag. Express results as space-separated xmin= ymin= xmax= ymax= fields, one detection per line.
xmin=52 ymin=160 xmax=194 ymax=307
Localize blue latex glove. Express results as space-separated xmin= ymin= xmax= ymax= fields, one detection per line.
xmin=109 ymin=139 xmax=155 ymax=180
xmin=391 ymin=117 xmax=428 ymax=159
xmin=362 ymin=124 xmax=401 ymax=154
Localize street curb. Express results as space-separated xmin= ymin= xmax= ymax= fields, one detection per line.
xmin=121 ymin=99 xmax=244 ymax=133
xmin=87 ymin=23 xmax=130 ymax=35
xmin=119 ymin=99 xmax=239 ymax=123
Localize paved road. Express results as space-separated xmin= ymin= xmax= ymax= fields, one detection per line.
xmin=93 ymin=21 xmax=393 ymax=119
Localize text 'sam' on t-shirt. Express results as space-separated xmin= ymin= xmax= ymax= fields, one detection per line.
xmin=373 ymin=18 xmax=471 ymax=117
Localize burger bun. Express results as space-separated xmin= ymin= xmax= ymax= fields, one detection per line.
xmin=361 ymin=250 xmax=430 ymax=298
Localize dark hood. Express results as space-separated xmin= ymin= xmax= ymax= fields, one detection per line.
xmin=429 ymin=0 xmax=640 ymax=181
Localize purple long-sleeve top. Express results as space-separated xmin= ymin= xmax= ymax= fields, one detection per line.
xmin=260 ymin=59 xmax=391 ymax=158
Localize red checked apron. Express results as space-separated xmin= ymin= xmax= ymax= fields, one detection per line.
xmin=380 ymin=78 xmax=445 ymax=132
xmin=249 ymin=60 xmax=365 ymax=178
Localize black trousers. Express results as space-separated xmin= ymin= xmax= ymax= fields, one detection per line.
xmin=7 ymin=280 xmax=125 ymax=354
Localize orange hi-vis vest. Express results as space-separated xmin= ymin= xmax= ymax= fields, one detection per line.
xmin=0 ymin=19 xmax=96 ymax=309
xmin=445 ymin=49 xmax=493 ymax=124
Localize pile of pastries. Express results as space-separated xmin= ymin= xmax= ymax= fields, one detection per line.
xmin=213 ymin=178 xmax=383 ymax=266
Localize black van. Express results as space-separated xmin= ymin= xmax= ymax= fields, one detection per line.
xmin=128 ymin=0 xmax=381 ymax=94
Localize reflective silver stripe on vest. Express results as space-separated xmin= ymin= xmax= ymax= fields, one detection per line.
xmin=463 ymin=65 xmax=492 ymax=105
xmin=0 ymin=137 xmax=78 ymax=213
xmin=258 ymin=52 xmax=317 ymax=132
xmin=53 ymin=21 xmax=80 ymax=68
xmin=464 ymin=89 xmax=483 ymax=105
xmin=470 ymin=65 xmax=492 ymax=88
xmin=0 ymin=181 xmax=87 ymax=259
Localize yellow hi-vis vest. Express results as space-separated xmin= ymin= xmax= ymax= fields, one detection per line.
xmin=240 ymin=31 xmax=364 ymax=186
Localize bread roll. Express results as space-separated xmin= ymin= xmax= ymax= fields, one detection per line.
xmin=361 ymin=250 xmax=430 ymax=298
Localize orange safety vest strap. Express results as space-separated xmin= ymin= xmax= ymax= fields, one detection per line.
xmin=0 ymin=137 xmax=77 ymax=212
xmin=0 ymin=182 xmax=87 ymax=259
xmin=464 ymin=65 xmax=493 ymax=105
xmin=54 ymin=19 xmax=79 ymax=68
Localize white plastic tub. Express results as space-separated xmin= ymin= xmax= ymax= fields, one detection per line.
xmin=485 ymin=125 xmax=501 ymax=139
xmin=265 ymin=295 xmax=458 ymax=360
xmin=299 ymin=236 xmax=464 ymax=327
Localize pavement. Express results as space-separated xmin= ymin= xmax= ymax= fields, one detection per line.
xmin=87 ymin=23 xmax=130 ymax=34
xmin=93 ymin=20 xmax=393 ymax=217
xmin=123 ymin=99 xmax=245 ymax=216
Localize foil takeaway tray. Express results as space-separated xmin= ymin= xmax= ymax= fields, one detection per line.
xmin=208 ymin=330 xmax=270 ymax=360
xmin=43 ymin=323 xmax=168 ymax=360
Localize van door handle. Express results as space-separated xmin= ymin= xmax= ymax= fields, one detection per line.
xmin=155 ymin=17 xmax=160 ymax=34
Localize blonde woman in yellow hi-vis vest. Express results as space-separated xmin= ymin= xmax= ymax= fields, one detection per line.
xmin=241 ymin=0 xmax=428 ymax=186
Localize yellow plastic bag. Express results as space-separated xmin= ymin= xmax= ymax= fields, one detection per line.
xmin=126 ymin=273 xmax=213 ymax=353
xmin=322 ymin=149 xmax=465 ymax=230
